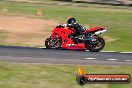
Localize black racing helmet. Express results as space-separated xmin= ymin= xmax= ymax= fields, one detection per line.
xmin=67 ymin=18 xmax=76 ymax=24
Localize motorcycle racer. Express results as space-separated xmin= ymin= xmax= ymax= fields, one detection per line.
xmin=45 ymin=17 xmax=107 ymax=52
xmin=62 ymin=18 xmax=86 ymax=44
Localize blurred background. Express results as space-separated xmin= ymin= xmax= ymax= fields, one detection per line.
xmin=0 ymin=1 xmax=132 ymax=88
xmin=0 ymin=0 xmax=132 ymax=51
xmin=65 ymin=0 xmax=132 ymax=6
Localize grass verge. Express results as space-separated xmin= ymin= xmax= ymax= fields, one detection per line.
xmin=0 ymin=62 xmax=131 ymax=88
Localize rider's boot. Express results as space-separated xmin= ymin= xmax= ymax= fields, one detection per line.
xmin=68 ymin=34 xmax=78 ymax=44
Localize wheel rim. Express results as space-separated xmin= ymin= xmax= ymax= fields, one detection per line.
xmin=48 ymin=37 xmax=61 ymax=48
xmin=89 ymin=37 xmax=103 ymax=49
xmin=52 ymin=38 xmax=61 ymax=48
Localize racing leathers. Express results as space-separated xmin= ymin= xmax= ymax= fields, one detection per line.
xmin=62 ymin=18 xmax=85 ymax=44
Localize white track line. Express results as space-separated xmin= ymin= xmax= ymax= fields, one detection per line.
xmin=84 ymin=58 xmax=96 ymax=60
xmin=125 ymin=60 xmax=132 ymax=62
xmin=85 ymin=50 xmax=89 ymax=51
xmin=41 ymin=47 xmax=132 ymax=54
xmin=86 ymin=50 xmax=117 ymax=52
xmin=101 ymin=51 xmax=117 ymax=52
xmin=120 ymin=52 xmax=132 ymax=54
xmin=86 ymin=50 xmax=132 ymax=53
xmin=107 ymin=59 xmax=117 ymax=61
xmin=38 ymin=46 xmax=45 ymax=48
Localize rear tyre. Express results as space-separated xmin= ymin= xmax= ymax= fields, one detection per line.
xmin=45 ymin=36 xmax=62 ymax=49
xmin=45 ymin=37 xmax=51 ymax=48
xmin=85 ymin=36 xmax=105 ymax=52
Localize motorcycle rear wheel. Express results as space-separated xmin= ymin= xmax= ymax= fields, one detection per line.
xmin=85 ymin=36 xmax=105 ymax=52
xmin=45 ymin=36 xmax=62 ymax=49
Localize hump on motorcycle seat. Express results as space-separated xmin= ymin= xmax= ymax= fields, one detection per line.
xmin=88 ymin=26 xmax=105 ymax=32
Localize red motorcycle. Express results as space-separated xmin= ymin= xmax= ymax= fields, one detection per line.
xmin=45 ymin=24 xmax=107 ymax=52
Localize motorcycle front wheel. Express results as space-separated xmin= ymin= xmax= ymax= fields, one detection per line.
xmin=45 ymin=36 xmax=62 ymax=49
xmin=85 ymin=36 xmax=105 ymax=52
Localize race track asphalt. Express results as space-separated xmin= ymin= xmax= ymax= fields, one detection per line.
xmin=0 ymin=45 xmax=132 ymax=66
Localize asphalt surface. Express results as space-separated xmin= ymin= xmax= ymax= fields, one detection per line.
xmin=0 ymin=45 xmax=132 ymax=66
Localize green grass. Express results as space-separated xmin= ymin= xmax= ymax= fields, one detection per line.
xmin=0 ymin=1 xmax=132 ymax=51
xmin=0 ymin=62 xmax=131 ymax=88
xmin=0 ymin=30 xmax=9 ymax=45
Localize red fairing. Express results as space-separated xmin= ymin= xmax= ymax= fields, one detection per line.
xmin=86 ymin=26 xmax=106 ymax=32
xmin=82 ymin=26 xmax=107 ymax=35
xmin=45 ymin=25 xmax=107 ymax=51
xmin=51 ymin=27 xmax=85 ymax=50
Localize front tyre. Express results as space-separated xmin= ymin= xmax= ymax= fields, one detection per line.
xmin=85 ymin=36 xmax=105 ymax=52
xmin=45 ymin=36 xmax=62 ymax=49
